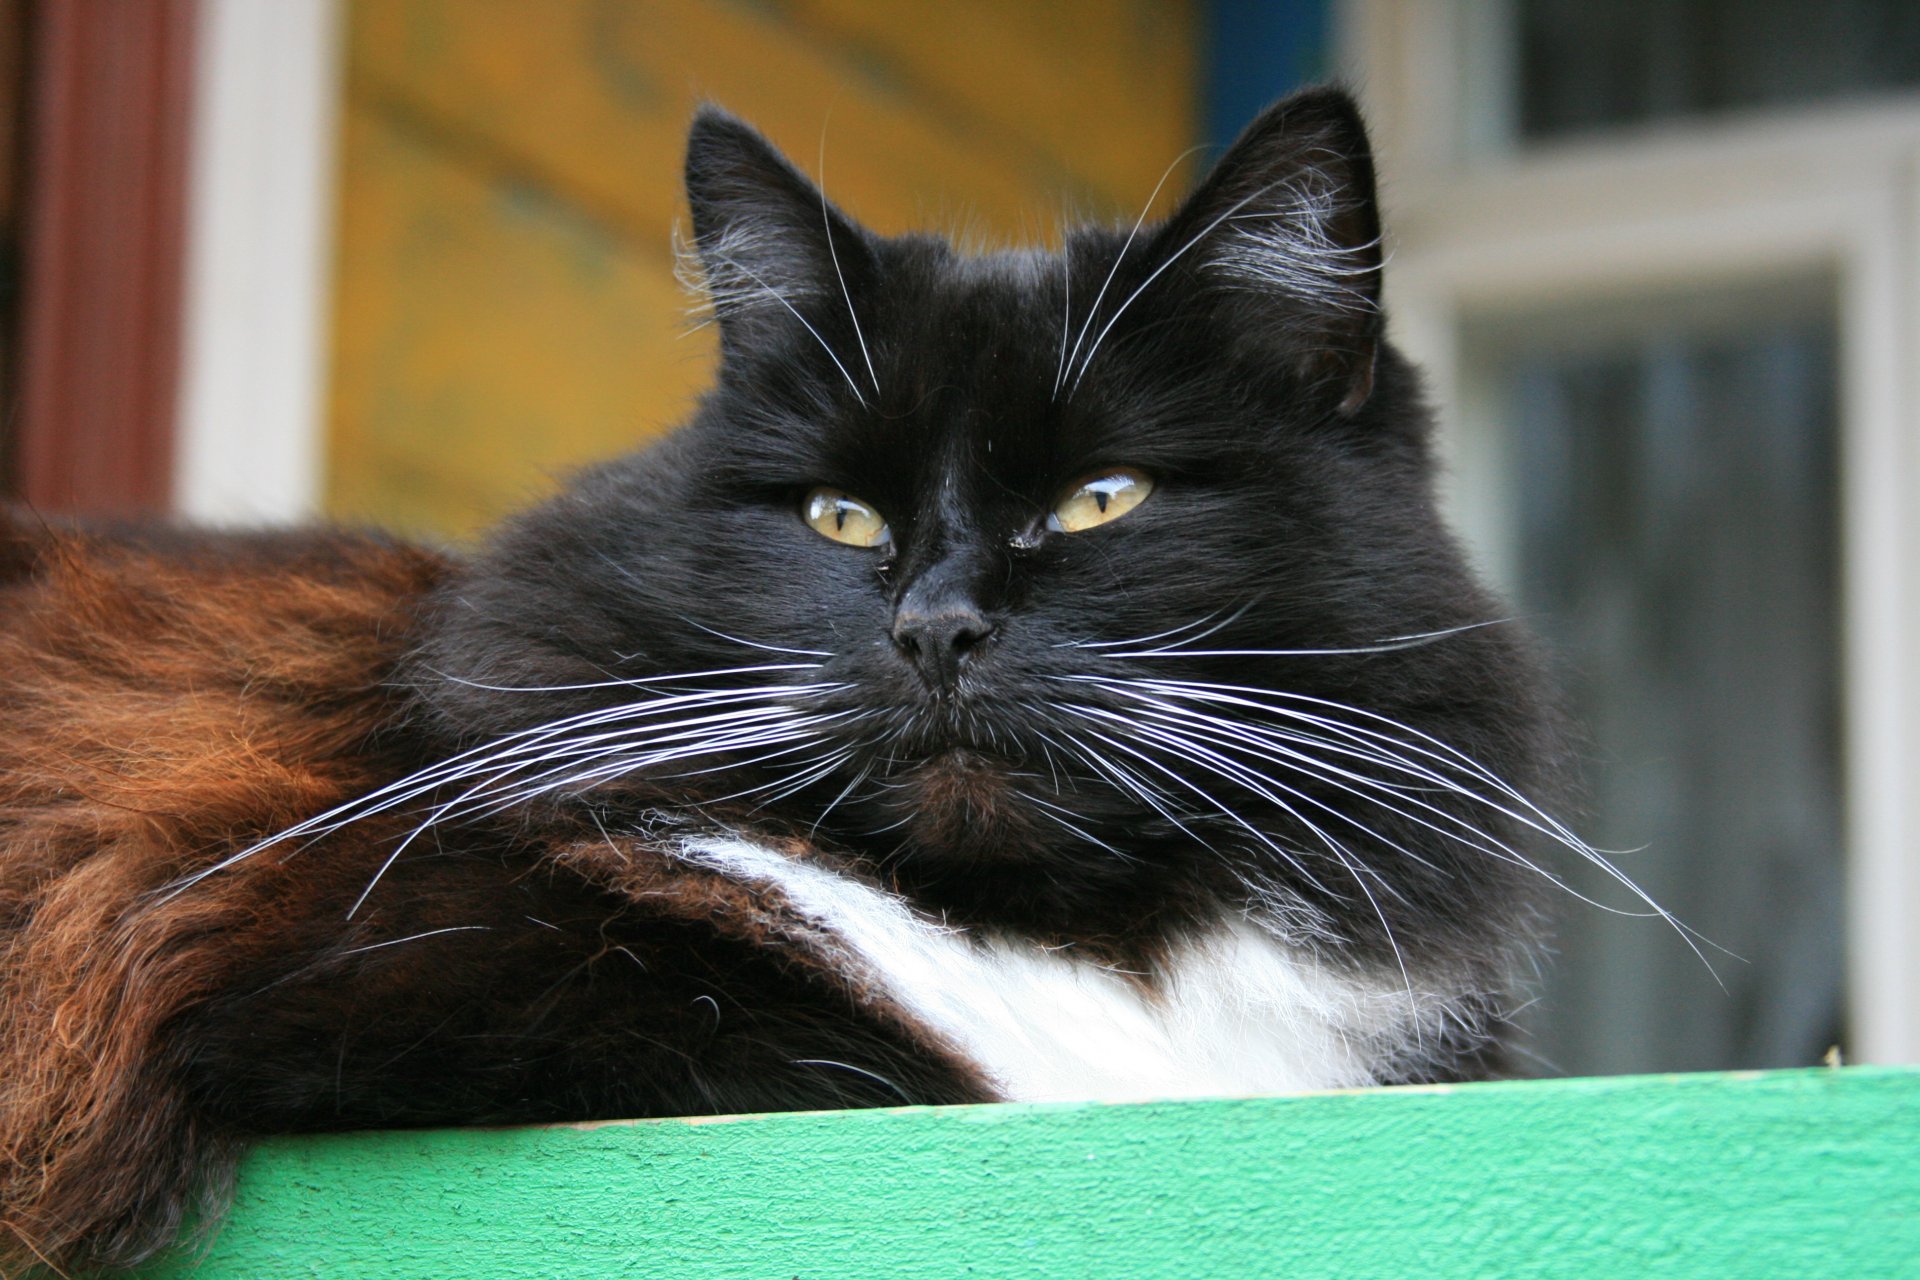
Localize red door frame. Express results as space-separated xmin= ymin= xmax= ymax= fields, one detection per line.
xmin=14 ymin=0 xmax=195 ymax=517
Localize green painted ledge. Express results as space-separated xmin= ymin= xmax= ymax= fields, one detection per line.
xmin=139 ymin=1066 xmax=1918 ymax=1279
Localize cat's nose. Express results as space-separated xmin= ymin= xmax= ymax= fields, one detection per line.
xmin=892 ymin=605 xmax=995 ymax=693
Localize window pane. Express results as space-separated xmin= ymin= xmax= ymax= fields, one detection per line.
xmin=1467 ymin=291 xmax=1844 ymax=1076
xmin=1517 ymin=0 xmax=1920 ymax=140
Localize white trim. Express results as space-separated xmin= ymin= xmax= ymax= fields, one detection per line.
xmin=1348 ymin=0 xmax=1920 ymax=1064
xmin=173 ymin=0 xmax=343 ymax=525
xmin=1855 ymin=152 xmax=1920 ymax=1063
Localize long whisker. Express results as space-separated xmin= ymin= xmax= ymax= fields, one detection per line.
xmin=1021 ymin=792 xmax=1136 ymax=861
xmin=1055 ymin=144 xmax=1207 ymax=399
xmin=419 ymin=708 xmax=861 ymax=825
xmin=1068 ymin=673 xmax=1590 ymax=848
xmin=676 ymin=616 xmax=835 ymax=658
xmin=1068 ymin=722 xmax=1341 ymax=900
xmin=747 ymin=746 xmax=864 ymax=813
xmin=1105 ymin=618 xmax=1513 ymax=660
xmin=1065 ymin=705 xmax=1421 ymax=1020
xmin=708 ymin=250 xmax=869 ymax=407
xmin=1063 ymin=672 xmax=1722 ymax=974
xmin=818 ymin=130 xmax=880 ymax=397
xmin=160 ymin=679 xmax=847 ymax=898
xmin=346 ymin=712 xmax=853 ymax=917
xmin=1102 ymin=692 xmax=1715 ymax=982
xmin=1066 ymin=703 xmax=1417 ymax=890
xmin=1054 ymin=600 xmax=1256 ymax=652
xmin=1136 ymin=702 xmax=1658 ymax=923
xmin=1044 ymin=726 xmax=1218 ymax=854
xmin=808 ymin=754 xmax=877 ymax=835
xmin=1088 ymin=700 xmax=1484 ymax=879
xmin=433 ymin=661 xmax=825 ymax=693
xmin=298 ymin=688 xmax=833 ymax=830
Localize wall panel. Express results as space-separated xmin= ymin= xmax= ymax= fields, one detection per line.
xmin=329 ymin=0 xmax=1198 ymax=538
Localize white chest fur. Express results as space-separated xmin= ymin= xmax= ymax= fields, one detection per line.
xmin=676 ymin=836 xmax=1436 ymax=1102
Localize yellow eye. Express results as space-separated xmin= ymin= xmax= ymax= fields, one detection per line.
xmin=1049 ymin=467 xmax=1154 ymax=533
xmin=802 ymin=487 xmax=891 ymax=547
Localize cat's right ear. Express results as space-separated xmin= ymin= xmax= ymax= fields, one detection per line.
xmin=682 ymin=108 xmax=877 ymax=367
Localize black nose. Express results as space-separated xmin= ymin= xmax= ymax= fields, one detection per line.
xmin=892 ymin=606 xmax=995 ymax=693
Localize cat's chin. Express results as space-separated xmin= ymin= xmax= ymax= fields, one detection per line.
xmin=883 ymin=748 xmax=1053 ymax=864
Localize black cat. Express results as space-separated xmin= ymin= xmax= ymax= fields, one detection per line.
xmin=0 ymin=88 xmax=1602 ymax=1272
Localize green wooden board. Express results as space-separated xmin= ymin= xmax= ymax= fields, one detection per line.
xmin=140 ymin=1066 xmax=1918 ymax=1279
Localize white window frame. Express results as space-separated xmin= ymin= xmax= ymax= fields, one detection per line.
xmin=1343 ymin=0 xmax=1920 ymax=1065
xmin=173 ymin=0 xmax=343 ymax=525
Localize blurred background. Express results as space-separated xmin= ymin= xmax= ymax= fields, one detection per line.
xmin=1 ymin=0 xmax=1915 ymax=1081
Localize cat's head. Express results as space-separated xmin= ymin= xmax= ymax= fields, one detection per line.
xmin=418 ymin=88 xmax=1558 ymax=972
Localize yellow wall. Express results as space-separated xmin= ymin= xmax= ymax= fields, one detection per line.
xmin=327 ymin=0 xmax=1199 ymax=539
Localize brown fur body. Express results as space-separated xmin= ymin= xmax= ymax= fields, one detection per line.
xmin=0 ymin=511 xmax=984 ymax=1273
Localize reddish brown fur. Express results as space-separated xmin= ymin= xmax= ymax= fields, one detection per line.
xmin=0 ymin=511 xmax=986 ymax=1275
xmin=0 ymin=511 xmax=447 ymax=1270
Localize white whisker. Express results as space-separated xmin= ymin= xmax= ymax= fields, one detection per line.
xmin=1055 ymin=600 xmax=1256 ymax=652
xmin=1058 ymin=672 xmax=1720 ymax=975
xmin=433 ymin=661 xmax=826 ymax=694
xmin=1023 ymin=794 xmax=1135 ymax=860
xmin=1062 ymin=702 xmax=1426 ymax=1022
xmin=817 ymin=133 xmax=880 ymax=398
xmin=347 ymin=716 xmax=853 ymax=917
xmin=708 ymin=250 xmax=869 ymax=407
xmin=160 ymin=677 xmax=849 ymax=902
xmin=1056 ymin=144 xmax=1206 ymax=400
xmin=1106 ymin=618 xmax=1512 ymax=660
xmin=1068 ymin=721 xmax=1339 ymax=899
xmin=676 ymin=616 xmax=834 ymax=658
xmin=337 ymin=926 xmax=492 ymax=958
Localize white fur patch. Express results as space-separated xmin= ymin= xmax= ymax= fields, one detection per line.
xmin=674 ymin=835 xmax=1447 ymax=1102
xmin=674 ymin=223 xmax=820 ymax=323
xmin=1203 ymin=176 xmax=1378 ymax=316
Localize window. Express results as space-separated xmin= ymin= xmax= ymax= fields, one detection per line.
xmin=1468 ymin=286 xmax=1844 ymax=1073
xmin=1515 ymin=0 xmax=1920 ymax=141
xmin=1347 ymin=0 xmax=1920 ymax=1071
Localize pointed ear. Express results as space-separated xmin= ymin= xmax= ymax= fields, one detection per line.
xmin=681 ymin=107 xmax=876 ymax=363
xmin=1158 ymin=88 xmax=1383 ymax=414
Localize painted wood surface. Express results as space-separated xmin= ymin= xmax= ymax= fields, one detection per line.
xmin=139 ymin=1066 xmax=1918 ymax=1278
xmin=327 ymin=0 xmax=1198 ymax=538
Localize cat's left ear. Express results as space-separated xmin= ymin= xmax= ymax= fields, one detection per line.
xmin=1156 ymin=88 xmax=1383 ymax=414
xmin=682 ymin=107 xmax=877 ymax=367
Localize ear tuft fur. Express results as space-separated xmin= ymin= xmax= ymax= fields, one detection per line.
xmin=1159 ymin=88 xmax=1384 ymax=413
